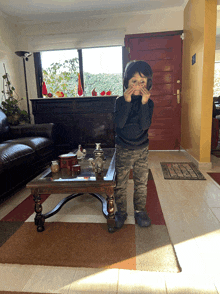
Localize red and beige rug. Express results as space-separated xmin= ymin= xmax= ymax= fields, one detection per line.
xmin=208 ymin=172 xmax=220 ymax=185
xmin=0 ymin=292 xmax=51 ymax=294
xmin=0 ymin=292 xmax=50 ymax=294
xmin=211 ymin=150 xmax=220 ymax=158
xmin=0 ymin=170 xmax=180 ymax=273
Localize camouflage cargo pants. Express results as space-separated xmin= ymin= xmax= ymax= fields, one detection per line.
xmin=114 ymin=144 xmax=149 ymax=214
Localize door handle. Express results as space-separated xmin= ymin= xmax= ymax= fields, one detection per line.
xmin=173 ymin=89 xmax=180 ymax=104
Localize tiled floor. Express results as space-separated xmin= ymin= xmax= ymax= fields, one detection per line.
xmin=1 ymin=150 xmax=220 ymax=293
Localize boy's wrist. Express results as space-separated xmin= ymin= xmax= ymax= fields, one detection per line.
xmin=124 ymin=96 xmax=131 ymax=102
xmin=142 ymin=98 xmax=149 ymax=105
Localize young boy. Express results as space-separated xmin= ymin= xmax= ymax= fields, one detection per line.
xmin=114 ymin=60 xmax=154 ymax=229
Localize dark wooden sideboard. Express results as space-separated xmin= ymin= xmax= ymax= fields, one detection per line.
xmin=31 ymin=96 xmax=117 ymax=153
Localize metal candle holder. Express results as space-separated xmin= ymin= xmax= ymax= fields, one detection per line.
xmin=93 ymin=143 xmax=104 ymax=174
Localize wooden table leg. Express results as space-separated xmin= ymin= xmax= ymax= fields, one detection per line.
xmin=106 ymin=187 xmax=115 ymax=233
xmin=33 ymin=189 xmax=45 ymax=232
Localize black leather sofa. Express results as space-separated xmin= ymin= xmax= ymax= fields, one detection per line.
xmin=0 ymin=109 xmax=56 ymax=202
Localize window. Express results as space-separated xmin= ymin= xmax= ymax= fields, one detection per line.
xmin=82 ymin=47 xmax=123 ymax=96
xmin=41 ymin=49 xmax=79 ymax=97
xmin=40 ymin=46 xmax=123 ymax=98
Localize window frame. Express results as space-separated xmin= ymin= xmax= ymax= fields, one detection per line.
xmin=34 ymin=52 xmax=43 ymax=98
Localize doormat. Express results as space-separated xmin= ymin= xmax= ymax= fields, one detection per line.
xmin=160 ymin=162 xmax=206 ymax=180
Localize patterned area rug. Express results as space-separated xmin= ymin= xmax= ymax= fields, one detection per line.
xmin=0 ymin=170 xmax=180 ymax=273
xmin=160 ymin=162 xmax=206 ymax=180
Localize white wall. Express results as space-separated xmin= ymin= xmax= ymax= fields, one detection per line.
xmin=0 ymin=10 xmax=33 ymax=120
xmin=0 ymin=12 xmax=20 ymax=103
xmin=16 ymin=8 xmax=184 ymax=52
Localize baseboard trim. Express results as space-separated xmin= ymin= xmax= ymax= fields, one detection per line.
xmin=149 ymin=150 xmax=181 ymax=152
xmin=180 ymin=146 xmax=212 ymax=169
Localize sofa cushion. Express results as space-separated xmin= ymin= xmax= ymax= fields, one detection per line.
xmin=0 ymin=110 xmax=10 ymax=143
xmin=5 ymin=137 xmax=54 ymax=157
xmin=0 ymin=143 xmax=35 ymax=170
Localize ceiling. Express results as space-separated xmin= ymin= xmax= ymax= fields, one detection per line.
xmin=1 ymin=0 xmax=220 ymax=39
xmin=0 ymin=0 xmax=190 ymax=24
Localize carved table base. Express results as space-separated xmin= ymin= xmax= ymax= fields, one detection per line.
xmin=33 ymin=191 xmax=115 ymax=233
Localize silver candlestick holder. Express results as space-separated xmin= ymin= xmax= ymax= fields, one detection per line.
xmin=93 ymin=143 xmax=104 ymax=174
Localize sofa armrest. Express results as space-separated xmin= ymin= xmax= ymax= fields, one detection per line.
xmin=9 ymin=123 xmax=56 ymax=141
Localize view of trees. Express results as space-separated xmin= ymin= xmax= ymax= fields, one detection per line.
xmin=42 ymin=58 xmax=123 ymax=97
xmin=42 ymin=58 xmax=79 ymax=97
xmin=84 ymin=72 xmax=123 ymax=96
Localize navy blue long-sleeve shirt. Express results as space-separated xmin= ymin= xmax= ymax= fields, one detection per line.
xmin=114 ymin=95 xmax=154 ymax=149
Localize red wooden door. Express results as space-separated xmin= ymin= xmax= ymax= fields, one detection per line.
xmin=125 ymin=31 xmax=182 ymax=150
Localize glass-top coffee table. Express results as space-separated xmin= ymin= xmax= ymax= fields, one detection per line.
xmin=26 ymin=148 xmax=116 ymax=233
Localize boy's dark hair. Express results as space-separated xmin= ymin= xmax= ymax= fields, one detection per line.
xmin=123 ymin=60 xmax=153 ymax=91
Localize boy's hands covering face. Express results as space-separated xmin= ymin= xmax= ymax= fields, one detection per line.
xmin=140 ymin=87 xmax=151 ymax=104
xmin=124 ymin=72 xmax=151 ymax=104
xmin=124 ymin=86 xmax=133 ymax=102
xmin=124 ymin=85 xmax=151 ymax=104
